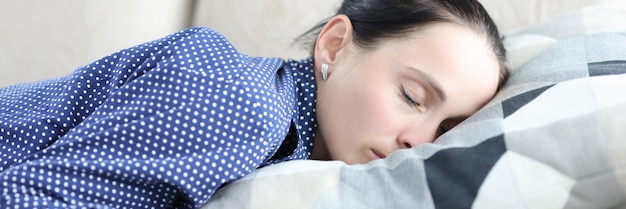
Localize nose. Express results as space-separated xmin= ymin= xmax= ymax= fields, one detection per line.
xmin=397 ymin=122 xmax=439 ymax=149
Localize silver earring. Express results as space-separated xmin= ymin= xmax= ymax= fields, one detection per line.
xmin=321 ymin=64 xmax=329 ymax=80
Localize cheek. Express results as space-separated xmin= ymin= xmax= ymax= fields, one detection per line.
xmin=348 ymin=83 xmax=400 ymax=132
xmin=319 ymin=77 xmax=399 ymax=142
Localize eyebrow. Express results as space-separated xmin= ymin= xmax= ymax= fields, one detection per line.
xmin=408 ymin=67 xmax=447 ymax=101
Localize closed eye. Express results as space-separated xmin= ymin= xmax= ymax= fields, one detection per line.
xmin=401 ymin=85 xmax=420 ymax=108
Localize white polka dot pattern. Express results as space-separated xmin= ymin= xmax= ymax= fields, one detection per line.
xmin=0 ymin=27 xmax=317 ymax=208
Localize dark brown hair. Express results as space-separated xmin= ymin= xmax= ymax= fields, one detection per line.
xmin=298 ymin=0 xmax=509 ymax=89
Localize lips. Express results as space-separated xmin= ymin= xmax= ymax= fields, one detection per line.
xmin=372 ymin=149 xmax=387 ymax=159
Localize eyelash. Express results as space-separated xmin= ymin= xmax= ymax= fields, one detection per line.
xmin=401 ymin=85 xmax=420 ymax=108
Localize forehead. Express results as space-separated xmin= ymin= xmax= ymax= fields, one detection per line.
xmin=385 ymin=23 xmax=501 ymax=113
xmin=386 ymin=23 xmax=494 ymax=59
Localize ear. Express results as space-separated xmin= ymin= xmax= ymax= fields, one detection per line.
xmin=314 ymin=15 xmax=353 ymax=73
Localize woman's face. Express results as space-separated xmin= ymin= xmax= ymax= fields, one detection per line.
xmin=313 ymin=20 xmax=501 ymax=165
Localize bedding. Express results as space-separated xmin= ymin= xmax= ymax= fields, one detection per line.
xmin=200 ymin=3 xmax=626 ymax=208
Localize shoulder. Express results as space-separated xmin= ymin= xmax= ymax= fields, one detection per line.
xmin=153 ymin=27 xmax=285 ymax=81
xmin=158 ymin=28 xmax=298 ymax=145
xmin=157 ymin=27 xmax=229 ymax=47
xmin=120 ymin=27 xmax=298 ymax=135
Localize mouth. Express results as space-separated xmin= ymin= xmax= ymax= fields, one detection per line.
xmin=372 ymin=149 xmax=387 ymax=159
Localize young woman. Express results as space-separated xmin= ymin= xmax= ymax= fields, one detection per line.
xmin=0 ymin=0 xmax=508 ymax=208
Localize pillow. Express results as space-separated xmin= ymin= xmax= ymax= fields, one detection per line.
xmin=200 ymin=29 xmax=626 ymax=209
xmin=503 ymin=34 xmax=556 ymax=72
xmin=503 ymin=0 xmax=626 ymax=71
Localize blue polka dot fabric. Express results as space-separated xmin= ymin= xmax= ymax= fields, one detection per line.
xmin=0 ymin=27 xmax=317 ymax=208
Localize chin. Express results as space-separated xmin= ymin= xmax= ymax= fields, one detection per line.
xmin=330 ymin=152 xmax=371 ymax=165
xmin=340 ymin=157 xmax=369 ymax=165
